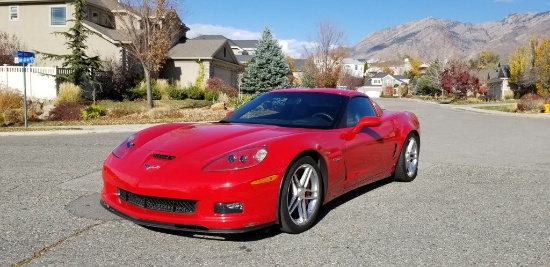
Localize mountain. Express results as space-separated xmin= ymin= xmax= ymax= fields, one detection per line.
xmin=351 ymin=11 xmax=550 ymax=61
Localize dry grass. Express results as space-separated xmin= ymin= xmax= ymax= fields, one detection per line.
xmin=56 ymin=82 xmax=82 ymax=104
xmin=0 ymin=86 xmax=23 ymax=111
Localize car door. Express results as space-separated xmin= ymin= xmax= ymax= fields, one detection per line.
xmin=342 ymin=97 xmax=396 ymax=189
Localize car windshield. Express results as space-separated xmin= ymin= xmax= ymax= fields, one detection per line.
xmin=222 ymin=91 xmax=348 ymax=129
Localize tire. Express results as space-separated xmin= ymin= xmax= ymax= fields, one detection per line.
xmin=279 ymin=157 xmax=323 ymax=234
xmin=393 ymin=133 xmax=420 ymax=182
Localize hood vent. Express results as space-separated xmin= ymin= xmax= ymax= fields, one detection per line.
xmin=153 ymin=153 xmax=176 ymax=160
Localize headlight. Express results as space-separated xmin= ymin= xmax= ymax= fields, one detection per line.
xmin=112 ymin=133 xmax=137 ymax=158
xmin=203 ymin=146 xmax=268 ymax=172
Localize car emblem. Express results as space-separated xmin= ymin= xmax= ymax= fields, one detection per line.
xmin=144 ymin=163 xmax=160 ymax=170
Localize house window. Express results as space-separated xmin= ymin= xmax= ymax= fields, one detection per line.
xmin=50 ymin=6 xmax=66 ymax=26
xmin=9 ymin=6 xmax=19 ymax=21
xmin=91 ymin=11 xmax=99 ymax=23
xmin=82 ymin=8 xmax=89 ymax=19
xmin=224 ymin=47 xmax=227 ymax=57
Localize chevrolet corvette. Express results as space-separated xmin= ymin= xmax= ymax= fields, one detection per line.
xmin=101 ymin=88 xmax=420 ymax=234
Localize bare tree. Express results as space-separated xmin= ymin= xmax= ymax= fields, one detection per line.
xmin=0 ymin=31 xmax=26 ymax=65
xmin=304 ymin=20 xmax=348 ymax=88
xmin=113 ymin=0 xmax=186 ymax=109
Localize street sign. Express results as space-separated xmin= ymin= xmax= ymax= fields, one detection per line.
xmin=13 ymin=50 xmax=35 ymax=64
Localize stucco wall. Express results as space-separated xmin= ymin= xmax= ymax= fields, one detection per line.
xmin=0 ymin=3 xmax=121 ymax=67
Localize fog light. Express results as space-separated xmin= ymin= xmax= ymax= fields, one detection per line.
xmin=214 ymin=202 xmax=243 ymax=214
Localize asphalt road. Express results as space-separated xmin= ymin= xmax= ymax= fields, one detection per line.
xmin=1 ymin=99 xmax=549 ymax=266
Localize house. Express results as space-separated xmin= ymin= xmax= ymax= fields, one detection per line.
xmin=0 ymin=0 xmax=181 ymax=67
xmin=341 ymin=58 xmax=366 ymax=78
xmin=0 ymin=1 xmax=248 ymax=96
xmin=357 ymin=72 xmax=409 ymax=98
xmin=192 ymin=35 xmax=257 ymax=64
xmin=486 ymin=63 xmax=514 ymax=100
xmin=160 ymin=38 xmax=244 ymax=90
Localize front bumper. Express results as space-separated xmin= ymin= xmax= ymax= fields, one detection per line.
xmin=100 ymin=200 xmax=275 ymax=234
xmin=101 ymin=154 xmax=285 ymax=233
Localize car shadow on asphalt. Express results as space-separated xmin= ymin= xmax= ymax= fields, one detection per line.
xmin=315 ymin=178 xmax=393 ymax=223
xmin=143 ymin=178 xmax=393 ymax=241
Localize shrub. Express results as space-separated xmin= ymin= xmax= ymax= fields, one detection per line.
xmin=204 ymin=89 xmax=219 ymax=101
xmin=206 ymin=77 xmax=238 ymax=98
xmin=155 ymin=79 xmax=171 ymax=100
xmin=125 ymin=85 xmax=162 ymax=101
xmin=232 ymin=94 xmax=253 ymax=109
xmin=81 ymin=104 xmax=106 ymax=120
xmin=56 ymin=82 xmax=82 ymax=104
xmin=504 ymin=90 xmax=514 ymax=100
xmin=96 ymin=58 xmax=142 ymax=101
xmin=2 ymin=109 xmax=23 ymax=125
xmin=49 ymin=102 xmax=85 ymax=121
xmin=0 ymin=86 xmax=23 ymax=112
xmin=517 ymin=93 xmax=544 ymax=112
xmin=186 ymin=85 xmax=205 ymax=100
xmin=168 ymin=87 xmax=188 ymax=100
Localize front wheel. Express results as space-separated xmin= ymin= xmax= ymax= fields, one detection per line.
xmin=279 ymin=157 xmax=323 ymax=234
xmin=393 ymin=134 xmax=420 ymax=182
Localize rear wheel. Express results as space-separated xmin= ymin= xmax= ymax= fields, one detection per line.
xmin=393 ymin=134 xmax=419 ymax=182
xmin=279 ymin=157 xmax=323 ymax=234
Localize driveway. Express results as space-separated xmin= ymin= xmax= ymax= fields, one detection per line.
xmin=0 ymin=98 xmax=549 ymax=266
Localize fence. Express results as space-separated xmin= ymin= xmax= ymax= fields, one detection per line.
xmin=0 ymin=65 xmax=70 ymax=100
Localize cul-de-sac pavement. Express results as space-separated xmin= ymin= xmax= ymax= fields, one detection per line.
xmin=1 ymin=98 xmax=549 ymax=266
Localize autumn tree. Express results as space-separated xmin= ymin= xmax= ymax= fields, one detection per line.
xmin=240 ymin=27 xmax=291 ymax=94
xmin=404 ymin=55 xmax=422 ymax=80
xmin=469 ymin=50 xmax=500 ymax=70
xmin=304 ymin=19 xmax=347 ymax=88
xmin=39 ymin=0 xmax=102 ymax=90
xmin=509 ymin=38 xmax=538 ymax=96
xmin=440 ymin=59 xmax=480 ymax=99
xmin=114 ymin=0 xmax=185 ymax=109
xmin=534 ymin=37 xmax=550 ymax=95
xmin=285 ymin=56 xmax=297 ymax=87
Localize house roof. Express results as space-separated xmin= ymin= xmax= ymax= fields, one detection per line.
xmin=372 ymin=72 xmax=391 ymax=78
xmin=168 ymin=39 xmax=234 ymax=60
xmin=231 ymin=40 xmax=257 ymax=49
xmin=86 ymin=0 xmax=117 ymax=10
xmin=82 ymin=20 xmax=127 ymax=43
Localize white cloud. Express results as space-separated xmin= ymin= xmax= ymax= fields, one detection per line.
xmin=278 ymin=39 xmax=315 ymax=58
xmin=187 ymin=23 xmax=260 ymax=40
xmin=187 ymin=23 xmax=311 ymax=59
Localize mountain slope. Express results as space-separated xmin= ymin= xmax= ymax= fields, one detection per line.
xmin=352 ymin=11 xmax=550 ymax=61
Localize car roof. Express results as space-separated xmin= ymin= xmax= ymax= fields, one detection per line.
xmin=271 ymin=88 xmax=367 ymax=98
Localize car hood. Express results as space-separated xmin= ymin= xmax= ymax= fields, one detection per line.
xmin=137 ymin=122 xmax=299 ymax=160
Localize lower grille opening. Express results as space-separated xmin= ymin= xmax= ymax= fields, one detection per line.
xmin=118 ymin=188 xmax=196 ymax=214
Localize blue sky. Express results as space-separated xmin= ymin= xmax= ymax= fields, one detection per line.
xmin=182 ymin=0 xmax=550 ymax=58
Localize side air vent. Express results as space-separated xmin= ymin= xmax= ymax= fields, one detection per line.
xmin=153 ymin=153 xmax=176 ymax=160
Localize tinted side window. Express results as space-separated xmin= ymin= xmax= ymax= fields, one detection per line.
xmin=345 ymin=97 xmax=377 ymax=127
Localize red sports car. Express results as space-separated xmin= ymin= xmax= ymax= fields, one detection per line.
xmin=101 ymin=88 xmax=420 ymax=234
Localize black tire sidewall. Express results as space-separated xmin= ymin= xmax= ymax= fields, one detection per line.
xmin=394 ymin=134 xmax=419 ymax=182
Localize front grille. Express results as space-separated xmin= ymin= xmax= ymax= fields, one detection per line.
xmin=118 ymin=188 xmax=196 ymax=214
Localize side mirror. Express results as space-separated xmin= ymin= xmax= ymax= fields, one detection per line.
xmin=352 ymin=116 xmax=381 ymax=134
xmin=341 ymin=116 xmax=381 ymax=141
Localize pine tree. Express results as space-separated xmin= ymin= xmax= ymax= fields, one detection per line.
xmin=240 ymin=27 xmax=290 ymax=94
xmin=39 ymin=0 xmax=101 ymax=89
